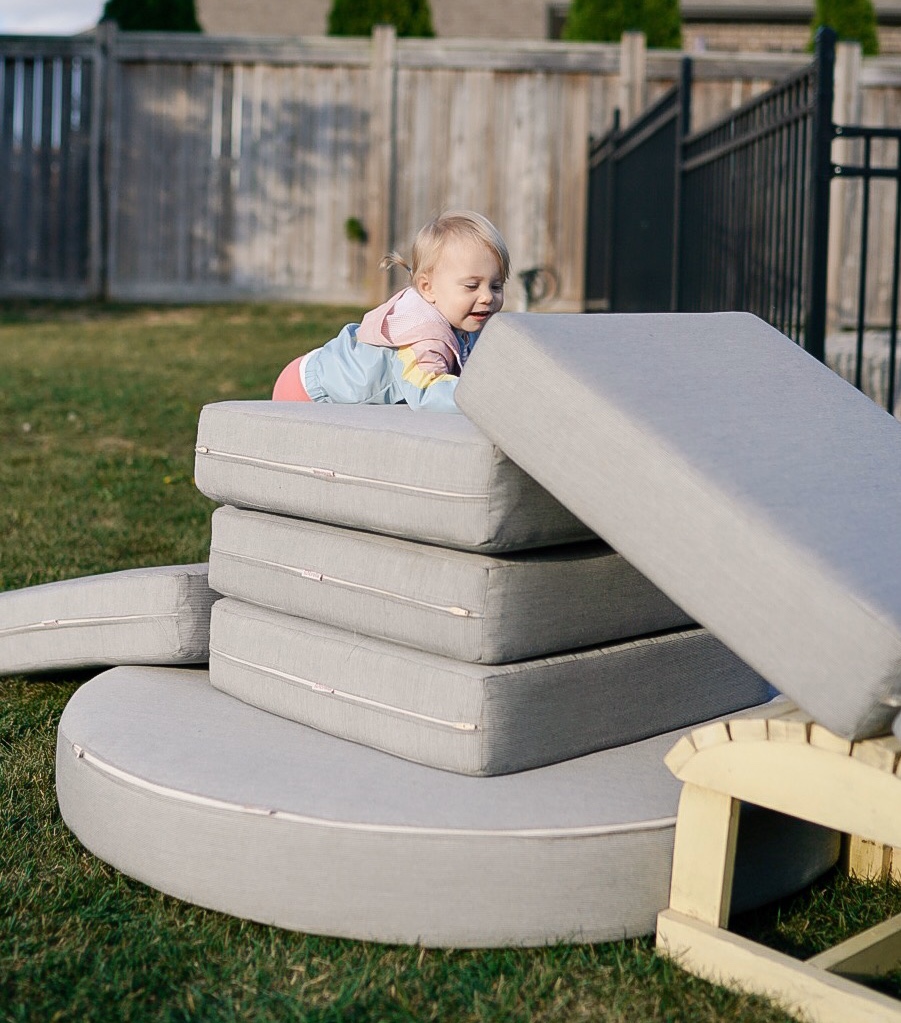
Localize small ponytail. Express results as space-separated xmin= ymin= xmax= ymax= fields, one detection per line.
xmin=379 ymin=251 xmax=413 ymax=276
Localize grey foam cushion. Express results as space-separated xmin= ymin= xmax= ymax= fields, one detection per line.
xmin=194 ymin=401 xmax=592 ymax=552
xmin=56 ymin=665 xmax=839 ymax=946
xmin=208 ymin=597 xmax=774 ymax=775
xmin=457 ymin=311 xmax=901 ymax=740
xmin=208 ymin=505 xmax=693 ymax=664
xmin=0 ymin=564 xmax=216 ymax=676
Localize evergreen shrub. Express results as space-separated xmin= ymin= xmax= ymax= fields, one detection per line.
xmin=328 ymin=0 xmax=435 ymax=38
xmin=563 ymin=0 xmax=681 ymax=49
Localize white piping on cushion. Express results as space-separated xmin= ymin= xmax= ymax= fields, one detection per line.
xmin=195 ymin=446 xmax=487 ymax=500
xmin=0 ymin=612 xmax=177 ymax=638
xmin=209 ymin=648 xmax=480 ymax=731
xmin=209 ymin=547 xmax=479 ymax=618
xmin=69 ymin=742 xmax=677 ymax=838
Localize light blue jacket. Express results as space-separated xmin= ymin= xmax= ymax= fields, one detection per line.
xmin=303 ymin=288 xmax=480 ymax=413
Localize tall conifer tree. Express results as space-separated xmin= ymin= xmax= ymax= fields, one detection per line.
xmin=101 ymin=0 xmax=201 ymax=31
xmin=328 ymin=0 xmax=435 ymax=37
xmin=563 ymin=0 xmax=681 ymax=49
xmin=811 ymin=0 xmax=879 ymax=55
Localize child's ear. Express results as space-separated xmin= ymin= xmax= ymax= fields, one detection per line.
xmin=416 ymin=272 xmax=437 ymax=304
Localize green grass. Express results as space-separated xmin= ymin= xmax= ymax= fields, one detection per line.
xmin=1 ymin=301 xmax=900 ymax=1022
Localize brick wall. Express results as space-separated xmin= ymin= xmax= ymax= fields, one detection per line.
xmin=196 ymin=0 xmax=551 ymax=38
xmin=196 ymin=0 xmax=330 ymax=35
xmin=686 ymin=23 xmax=901 ymax=54
xmin=196 ymin=0 xmax=901 ymax=54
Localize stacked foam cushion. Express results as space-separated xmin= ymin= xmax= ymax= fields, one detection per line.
xmin=456 ymin=311 xmax=901 ymax=741
xmin=56 ymin=312 xmax=865 ymax=946
xmin=194 ymin=401 xmax=774 ymax=775
xmin=0 ymin=564 xmax=216 ymax=676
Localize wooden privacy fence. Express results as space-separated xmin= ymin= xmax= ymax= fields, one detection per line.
xmin=0 ymin=36 xmax=101 ymax=298
xmin=0 ymin=26 xmax=885 ymax=309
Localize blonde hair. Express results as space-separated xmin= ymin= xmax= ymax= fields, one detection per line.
xmin=379 ymin=210 xmax=511 ymax=284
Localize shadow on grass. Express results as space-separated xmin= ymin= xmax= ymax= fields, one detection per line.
xmin=731 ymin=865 xmax=901 ymax=999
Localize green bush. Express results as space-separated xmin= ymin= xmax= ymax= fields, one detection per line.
xmin=562 ymin=0 xmax=681 ymax=49
xmin=811 ymin=0 xmax=879 ymax=55
xmin=328 ymin=0 xmax=435 ymax=37
xmin=101 ymin=0 xmax=201 ymax=32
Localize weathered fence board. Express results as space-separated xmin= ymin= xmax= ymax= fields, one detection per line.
xmin=1 ymin=29 xmax=898 ymax=313
xmin=0 ymin=44 xmax=98 ymax=297
xmin=107 ymin=51 xmax=372 ymax=302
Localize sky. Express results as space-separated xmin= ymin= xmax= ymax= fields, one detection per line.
xmin=0 ymin=0 xmax=105 ymax=35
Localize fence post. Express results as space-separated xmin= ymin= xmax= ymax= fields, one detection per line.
xmin=671 ymin=56 xmax=692 ymax=312
xmin=826 ymin=40 xmax=862 ymax=332
xmin=96 ymin=19 xmax=119 ymax=301
xmin=367 ymin=24 xmax=397 ymax=305
xmin=91 ymin=20 xmax=116 ymax=299
xmin=605 ymin=108 xmax=621 ymax=310
xmin=805 ymin=27 xmax=836 ymax=362
xmin=618 ymin=31 xmax=647 ymax=126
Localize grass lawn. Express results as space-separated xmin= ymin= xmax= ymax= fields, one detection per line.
xmin=1 ymin=301 xmax=900 ymax=1022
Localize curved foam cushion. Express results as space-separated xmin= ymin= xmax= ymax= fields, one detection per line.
xmin=0 ymin=564 xmax=216 ymax=676
xmin=194 ymin=402 xmax=592 ymax=552
xmin=208 ymin=506 xmax=693 ymax=664
xmin=56 ymin=666 xmax=839 ymax=947
xmin=458 ymin=312 xmax=901 ymax=739
xmin=209 ymin=597 xmax=775 ymax=775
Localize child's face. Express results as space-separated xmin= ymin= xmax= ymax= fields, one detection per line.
xmin=417 ymin=238 xmax=505 ymax=333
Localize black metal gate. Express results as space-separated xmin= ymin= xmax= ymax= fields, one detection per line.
xmin=585 ymin=62 xmax=690 ymax=313
xmin=831 ymin=124 xmax=901 ymax=409
xmin=678 ymin=44 xmax=833 ymax=360
xmin=585 ymin=28 xmax=901 ymax=413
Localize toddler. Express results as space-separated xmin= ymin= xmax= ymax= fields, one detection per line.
xmin=272 ymin=210 xmax=510 ymax=413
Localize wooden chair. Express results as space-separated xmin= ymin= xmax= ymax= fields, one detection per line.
xmin=656 ymin=702 xmax=901 ymax=1022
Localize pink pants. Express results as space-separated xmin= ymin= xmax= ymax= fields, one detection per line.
xmin=272 ymin=355 xmax=312 ymax=401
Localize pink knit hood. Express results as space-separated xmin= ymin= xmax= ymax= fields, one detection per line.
xmin=356 ymin=287 xmax=464 ymax=371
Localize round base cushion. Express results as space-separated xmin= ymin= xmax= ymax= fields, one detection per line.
xmin=56 ymin=667 xmax=839 ymax=947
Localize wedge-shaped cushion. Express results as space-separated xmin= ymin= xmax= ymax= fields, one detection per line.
xmin=208 ymin=505 xmax=692 ymax=663
xmin=194 ymin=401 xmax=592 ymax=552
xmin=208 ymin=597 xmax=774 ymax=775
xmin=0 ymin=564 xmax=216 ymax=676
xmin=457 ymin=312 xmax=901 ymax=740
xmin=56 ymin=666 xmax=839 ymax=946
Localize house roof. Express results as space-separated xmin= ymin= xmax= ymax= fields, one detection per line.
xmin=194 ymin=0 xmax=901 ymax=39
xmin=682 ymin=0 xmax=901 ymax=19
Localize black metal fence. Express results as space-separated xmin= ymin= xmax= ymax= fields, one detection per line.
xmin=679 ymin=45 xmax=833 ymax=360
xmin=585 ymin=28 xmax=901 ymax=413
xmin=832 ymin=125 xmax=901 ymax=409
xmin=585 ymin=64 xmax=690 ymax=313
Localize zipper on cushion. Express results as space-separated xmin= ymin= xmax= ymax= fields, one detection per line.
xmin=211 ymin=648 xmax=479 ymax=732
xmin=210 ymin=547 xmax=480 ymax=618
xmin=0 ymin=612 xmax=177 ymax=638
xmin=196 ymin=446 xmax=486 ymax=500
xmin=69 ymin=742 xmax=676 ymax=837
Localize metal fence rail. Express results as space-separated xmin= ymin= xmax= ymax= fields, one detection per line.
xmin=584 ymin=68 xmax=688 ymax=316
xmin=678 ymin=45 xmax=833 ymax=358
xmin=585 ymin=69 xmax=692 ymax=314
xmin=584 ymin=111 xmax=619 ymax=312
xmin=584 ymin=29 xmax=901 ymax=414
xmin=832 ymin=124 xmax=901 ymax=409
xmin=585 ymin=32 xmax=836 ymax=358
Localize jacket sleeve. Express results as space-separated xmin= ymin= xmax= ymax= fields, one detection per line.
xmin=305 ymin=324 xmax=399 ymax=404
xmin=390 ymin=342 xmax=462 ymax=412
